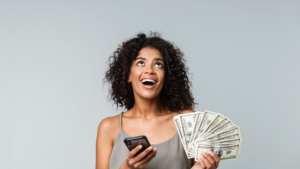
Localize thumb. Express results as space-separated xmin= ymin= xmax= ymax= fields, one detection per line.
xmin=193 ymin=160 xmax=205 ymax=168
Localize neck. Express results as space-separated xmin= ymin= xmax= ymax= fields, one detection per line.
xmin=131 ymin=95 xmax=166 ymax=118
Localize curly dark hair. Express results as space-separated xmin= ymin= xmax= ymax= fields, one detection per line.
xmin=104 ymin=32 xmax=196 ymax=112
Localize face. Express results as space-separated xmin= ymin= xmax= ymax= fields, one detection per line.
xmin=128 ymin=47 xmax=165 ymax=100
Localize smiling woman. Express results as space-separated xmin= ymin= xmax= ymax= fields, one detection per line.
xmin=128 ymin=47 xmax=165 ymax=98
xmin=96 ymin=32 xmax=220 ymax=169
xmin=103 ymin=32 xmax=195 ymax=112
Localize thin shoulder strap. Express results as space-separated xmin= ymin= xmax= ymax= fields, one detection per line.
xmin=120 ymin=112 xmax=123 ymax=129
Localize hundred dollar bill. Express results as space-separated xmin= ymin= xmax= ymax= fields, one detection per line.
xmin=179 ymin=112 xmax=198 ymax=155
xmin=198 ymin=114 xmax=225 ymax=138
xmin=173 ymin=116 xmax=189 ymax=155
xmin=199 ymin=135 xmax=242 ymax=154
xmin=203 ymin=119 xmax=234 ymax=138
xmin=215 ymin=138 xmax=241 ymax=145
xmin=201 ymin=118 xmax=229 ymax=138
xmin=193 ymin=110 xmax=219 ymax=142
xmin=200 ymin=138 xmax=241 ymax=145
xmin=190 ymin=112 xmax=204 ymax=143
xmin=195 ymin=137 xmax=242 ymax=157
xmin=210 ymin=133 xmax=242 ymax=143
xmin=195 ymin=143 xmax=240 ymax=161
xmin=197 ymin=126 xmax=240 ymax=143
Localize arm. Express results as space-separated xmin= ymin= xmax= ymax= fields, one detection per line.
xmin=95 ymin=117 xmax=115 ymax=169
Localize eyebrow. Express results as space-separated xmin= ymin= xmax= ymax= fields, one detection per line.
xmin=135 ymin=57 xmax=164 ymax=62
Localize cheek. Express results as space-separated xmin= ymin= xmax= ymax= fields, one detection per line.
xmin=159 ymin=70 xmax=165 ymax=83
xmin=130 ymin=69 xmax=142 ymax=81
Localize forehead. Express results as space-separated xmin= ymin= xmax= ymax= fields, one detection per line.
xmin=136 ymin=47 xmax=163 ymax=59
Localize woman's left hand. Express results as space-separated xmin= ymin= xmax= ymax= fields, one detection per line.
xmin=192 ymin=151 xmax=220 ymax=169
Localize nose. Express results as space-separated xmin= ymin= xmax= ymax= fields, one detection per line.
xmin=144 ymin=64 xmax=156 ymax=75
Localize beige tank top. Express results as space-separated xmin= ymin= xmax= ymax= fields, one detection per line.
xmin=109 ymin=110 xmax=192 ymax=169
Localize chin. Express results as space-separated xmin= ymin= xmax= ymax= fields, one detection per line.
xmin=138 ymin=91 xmax=161 ymax=100
xmin=141 ymin=94 xmax=159 ymax=100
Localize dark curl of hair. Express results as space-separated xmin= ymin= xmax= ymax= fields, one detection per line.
xmin=104 ymin=32 xmax=197 ymax=112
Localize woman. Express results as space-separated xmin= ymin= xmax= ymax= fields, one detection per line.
xmin=96 ymin=32 xmax=220 ymax=169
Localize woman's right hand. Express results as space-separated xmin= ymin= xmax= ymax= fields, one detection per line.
xmin=121 ymin=145 xmax=157 ymax=169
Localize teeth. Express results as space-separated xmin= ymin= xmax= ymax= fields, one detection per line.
xmin=141 ymin=79 xmax=156 ymax=83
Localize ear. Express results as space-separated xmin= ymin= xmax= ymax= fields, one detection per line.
xmin=127 ymin=77 xmax=131 ymax=83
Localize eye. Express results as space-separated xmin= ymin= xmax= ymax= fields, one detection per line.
xmin=155 ymin=62 xmax=163 ymax=67
xmin=137 ymin=61 xmax=145 ymax=66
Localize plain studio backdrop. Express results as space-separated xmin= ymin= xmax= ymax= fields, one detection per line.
xmin=1 ymin=0 xmax=299 ymax=169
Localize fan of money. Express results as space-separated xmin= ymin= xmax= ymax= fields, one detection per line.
xmin=173 ymin=110 xmax=241 ymax=161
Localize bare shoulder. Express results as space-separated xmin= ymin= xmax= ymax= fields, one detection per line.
xmin=96 ymin=114 xmax=121 ymax=169
xmin=182 ymin=108 xmax=196 ymax=114
xmin=97 ymin=114 xmax=120 ymax=140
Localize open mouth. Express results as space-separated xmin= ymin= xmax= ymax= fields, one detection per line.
xmin=141 ymin=79 xmax=157 ymax=86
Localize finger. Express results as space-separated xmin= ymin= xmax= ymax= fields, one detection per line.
xmin=133 ymin=146 xmax=154 ymax=162
xmin=135 ymin=148 xmax=156 ymax=168
xmin=139 ymin=148 xmax=157 ymax=168
xmin=208 ymin=151 xmax=220 ymax=168
xmin=201 ymin=151 xmax=216 ymax=167
xmin=197 ymin=158 xmax=206 ymax=169
xmin=141 ymin=147 xmax=156 ymax=163
xmin=200 ymin=155 xmax=212 ymax=169
xmin=141 ymin=152 xmax=156 ymax=168
xmin=127 ymin=145 xmax=143 ymax=158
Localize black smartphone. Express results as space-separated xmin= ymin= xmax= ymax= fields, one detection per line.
xmin=124 ymin=135 xmax=151 ymax=156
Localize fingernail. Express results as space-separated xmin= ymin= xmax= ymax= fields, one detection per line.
xmin=201 ymin=151 xmax=206 ymax=156
xmin=138 ymin=145 xmax=142 ymax=148
xmin=209 ymin=151 xmax=213 ymax=155
xmin=154 ymin=148 xmax=157 ymax=151
xmin=200 ymin=156 xmax=203 ymax=159
xmin=148 ymin=146 xmax=153 ymax=150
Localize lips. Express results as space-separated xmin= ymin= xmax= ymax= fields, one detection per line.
xmin=140 ymin=78 xmax=157 ymax=89
xmin=141 ymin=82 xmax=157 ymax=89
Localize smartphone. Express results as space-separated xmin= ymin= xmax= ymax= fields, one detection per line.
xmin=124 ymin=135 xmax=151 ymax=156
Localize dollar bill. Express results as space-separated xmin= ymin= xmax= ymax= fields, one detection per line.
xmin=195 ymin=143 xmax=240 ymax=161
xmin=173 ymin=116 xmax=189 ymax=155
xmin=201 ymin=118 xmax=229 ymax=138
xmin=193 ymin=110 xmax=219 ymax=142
xmin=203 ymin=119 xmax=234 ymax=138
xmin=210 ymin=133 xmax=242 ymax=143
xmin=195 ymin=137 xmax=241 ymax=156
xmin=173 ymin=110 xmax=242 ymax=160
xmin=202 ymin=114 xmax=225 ymax=133
xmin=179 ymin=112 xmax=198 ymax=156
xmin=190 ymin=112 xmax=204 ymax=142
xmin=201 ymin=138 xmax=241 ymax=145
xmin=198 ymin=114 xmax=225 ymax=138
xmin=198 ymin=136 xmax=242 ymax=155
xmin=215 ymin=138 xmax=241 ymax=145
xmin=197 ymin=126 xmax=240 ymax=143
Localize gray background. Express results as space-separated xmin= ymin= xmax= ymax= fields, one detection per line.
xmin=1 ymin=0 xmax=299 ymax=169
